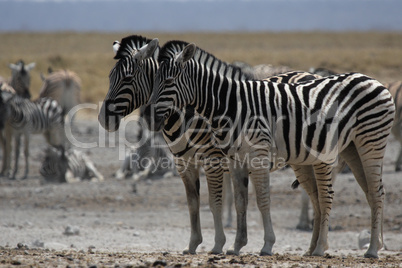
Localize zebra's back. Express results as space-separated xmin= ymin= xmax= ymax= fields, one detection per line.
xmin=39 ymin=70 xmax=81 ymax=115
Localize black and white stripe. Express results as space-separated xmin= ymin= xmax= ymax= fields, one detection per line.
xmin=145 ymin=41 xmax=395 ymax=258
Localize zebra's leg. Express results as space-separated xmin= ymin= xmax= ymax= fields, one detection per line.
xmin=249 ymin=166 xmax=275 ymax=256
xmin=290 ymin=165 xmax=320 ymax=256
xmin=223 ymin=172 xmax=233 ymax=228
xmin=2 ymin=126 xmax=13 ymax=177
xmin=11 ymin=133 xmax=22 ymax=180
xmin=296 ymin=189 xmax=311 ymax=231
xmin=341 ymin=142 xmax=384 ymax=258
xmin=22 ymin=133 xmax=29 ymax=180
xmin=204 ymin=162 xmax=226 ymax=254
xmin=178 ymin=161 xmax=203 ymax=255
xmin=395 ymin=145 xmax=402 ymax=172
xmin=226 ymin=162 xmax=249 ymax=256
xmin=0 ymin=129 xmax=6 ymax=176
xmin=311 ymin=163 xmax=335 ymax=256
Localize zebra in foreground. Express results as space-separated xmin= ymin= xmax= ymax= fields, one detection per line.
xmin=40 ymin=146 xmax=104 ymax=183
xmin=0 ymin=89 xmax=65 ymax=180
xmin=144 ymin=41 xmax=395 ymax=258
xmin=9 ymin=60 xmax=36 ymax=99
xmin=39 ymin=69 xmax=82 ymax=124
xmin=98 ymin=35 xmax=351 ymax=255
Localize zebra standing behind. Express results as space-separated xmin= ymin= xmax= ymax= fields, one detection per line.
xmin=39 ymin=69 xmax=81 ymax=124
xmin=0 ymin=89 xmax=65 ymax=180
xmin=40 ymin=146 xmax=104 ymax=183
xmin=8 ymin=60 xmax=36 ymax=99
xmin=113 ymin=122 xmax=177 ymax=186
xmin=144 ymin=41 xmax=395 ymax=259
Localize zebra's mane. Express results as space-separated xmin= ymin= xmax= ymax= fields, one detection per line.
xmin=114 ymin=35 xmax=159 ymax=60
xmin=159 ymin=40 xmax=253 ymax=80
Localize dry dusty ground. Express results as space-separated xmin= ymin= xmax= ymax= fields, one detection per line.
xmin=0 ymin=119 xmax=401 ymax=267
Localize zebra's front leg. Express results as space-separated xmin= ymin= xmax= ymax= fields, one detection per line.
xmin=291 ymin=165 xmax=320 ymax=256
xmin=311 ymin=163 xmax=335 ymax=256
xmin=179 ymin=163 xmax=203 ymax=254
xmin=204 ymin=162 xmax=226 ymax=254
xmin=250 ymin=167 xmax=275 ymax=256
xmin=223 ymin=172 xmax=233 ymax=228
xmin=11 ymin=133 xmax=22 ymax=180
xmin=226 ymin=162 xmax=249 ymax=255
xmin=21 ymin=133 xmax=29 ymax=180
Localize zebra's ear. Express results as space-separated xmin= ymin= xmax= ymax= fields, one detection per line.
xmin=8 ymin=63 xmax=20 ymax=71
xmin=176 ymin=43 xmax=196 ymax=67
xmin=134 ymin=38 xmax=159 ymax=62
xmin=25 ymin=62 xmax=36 ymax=71
xmin=113 ymin=41 xmax=120 ymax=55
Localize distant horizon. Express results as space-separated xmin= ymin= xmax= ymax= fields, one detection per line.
xmin=1 ymin=0 xmax=401 ymax=32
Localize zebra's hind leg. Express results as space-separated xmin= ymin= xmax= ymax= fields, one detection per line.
xmin=226 ymin=162 xmax=249 ymax=256
xmin=296 ymin=189 xmax=312 ymax=231
xmin=249 ymin=166 xmax=275 ymax=256
xmin=204 ymin=161 xmax=226 ymax=254
xmin=341 ymin=142 xmax=384 ymax=258
xmin=311 ymin=163 xmax=335 ymax=256
xmin=291 ymin=165 xmax=320 ymax=256
xmin=178 ymin=161 xmax=203 ymax=255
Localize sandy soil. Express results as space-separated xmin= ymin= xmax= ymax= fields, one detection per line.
xmin=0 ymin=119 xmax=401 ymax=267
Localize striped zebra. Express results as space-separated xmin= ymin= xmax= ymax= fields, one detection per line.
xmin=144 ymin=41 xmax=395 ymax=258
xmin=98 ymin=35 xmax=343 ymax=255
xmin=9 ymin=60 xmax=36 ymax=99
xmin=385 ymin=81 xmax=402 ymax=171
xmin=0 ymin=90 xmax=65 ymax=180
xmin=40 ymin=146 xmax=104 ymax=183
xmin=39 ymin=69 xmax=82 ymax=123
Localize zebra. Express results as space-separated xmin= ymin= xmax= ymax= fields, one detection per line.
xmin=39 ymin=69 xmax=82 ymax=124
xmin=8 ymin=60 xmax=36 ymax=99
xmin=40 ymin=146 xmax=104 ymax=183
xmin=99 ymin=35 xmax=348 ymax=255
xmin=0 ymin=90 xmax=65 ymax=180
xmin=144 ymin=41 xmax=395 ymax=258
xmin=385 ymin=81 xmax=402 ymax=171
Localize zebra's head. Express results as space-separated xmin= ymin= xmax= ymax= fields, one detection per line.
xmin=9 ymin=60 xmax=35 ymax=99
xmin=98 ymin=35 xmax=159 ymax=132
xmin=144 ymin=42 xmax=197 ymax=131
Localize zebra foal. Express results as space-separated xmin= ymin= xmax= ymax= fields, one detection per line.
xmin=0 ymin=88 xmax=65 ymax=180
xmin=144 ymin=41 xmax=395 ymax=258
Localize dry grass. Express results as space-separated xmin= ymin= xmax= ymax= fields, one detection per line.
xmin=0 ymin=31 xmax=401 ymax=106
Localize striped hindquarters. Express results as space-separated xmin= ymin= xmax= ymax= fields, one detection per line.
xmin=8 ymin=95 xmax=63 ymax=134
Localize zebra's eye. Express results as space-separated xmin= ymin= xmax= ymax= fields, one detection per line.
xmin=165 ymin=78 xmax=175 ymax=86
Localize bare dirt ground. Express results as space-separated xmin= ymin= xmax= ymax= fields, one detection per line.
xmin=0 ymin=118 xmax=401 ymax=267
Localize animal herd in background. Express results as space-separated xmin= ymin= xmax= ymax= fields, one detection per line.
xmin=0 ymin=60 xmax=102 ymax=182
xmin=1 ymin=35 xmax=401 ymax=259
xmin=99 ymin=35 xmax=401 ymax=259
